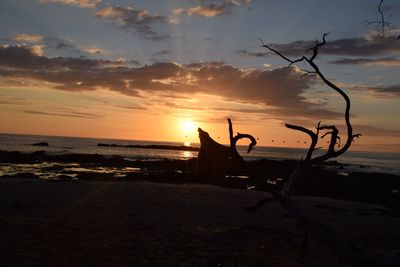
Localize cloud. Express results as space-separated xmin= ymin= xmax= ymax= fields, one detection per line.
xmin=13 ymin=33 xmax=43 ymax=43
xmin=266 ymin=35 xmax=400 ymax=57
xmin=0 ymin=45 xmax=112 ymax=70
xmin=25 ymin=110 xmax=103 ymax=119
xmin=115 ymin=105 xmax=146 ymax=111
xmin=55 ymin=42 xmax=72 ymax=49
xmin=152 ymin=50 xmax=170 ymax=57
xmin=30 ymin=45 xmax=44 ymax=56
xmin=173 ymin=0 xmax=251 ymax=18
xmin=236 ymin=49 xmax=269 ymax=57
xmin=329 ymin=57 xmax=400 ymax=66
xmin=95 ymin=6 xmax=169 ymax=41
xmin=39 ymin=0 xmax=101 ymax=8
xmin=0 ymin=45 xmax=342 ymax=120
xmin=0 ymin=95 xmax=29 ymax=105
xmin=84 ymin=47 xmax=104 ymax=55
xmin=8 ymin=34 xmax=104 ymax=59
xmin=173 ymin=5 xmax=228 ymax=17
xmin=43 ymin=36 xmax=112 ymax=59
xmin=351 ymin=84 xmax=400 ymax=98
xmin=353 ymin=125 xmax=400 ymax=137
xmin=154 ymin=100 xmax=206 ymax=111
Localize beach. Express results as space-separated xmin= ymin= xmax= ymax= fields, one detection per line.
xmin=1 ymin=178 xmax=400 ymax=267
xmin=2 ymin=0 xmax=400 ymax=265
xmin=1 ymin=146 xmax=400 ymax=266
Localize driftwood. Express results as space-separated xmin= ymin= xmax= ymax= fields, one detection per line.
xmin=196 ymin=119 xmax=256 ymax=186
xmin=244 ymin=34 xmax=400 ymax=266
xmin=197 ymin=33 xmax=400 ymax=266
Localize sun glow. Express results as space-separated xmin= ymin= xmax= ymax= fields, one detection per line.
xmin=180 ymin=119 xmax=195 ymax=134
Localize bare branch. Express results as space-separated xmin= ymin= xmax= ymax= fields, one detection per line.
xmin=318 ymin=125 xmax=339 ymax=155
xmin=228 ymin=118 xmax=234 ymax=141
xmin=309 ymin=33 xmax=329 ymax=61
xmin=262 ymin=33 xmax=357 ymax=163
xmin=352 ymin=133 xmax=362 ymax=142
xmin=365 ymin=0 xmax=398 ymax=38
xmin=258 ymin=38 xmax=307 ymax=67
xmin=228 ymin=118 xmax=257 ymax=153
xmin=379 ymin=0 xmax=386 ymax=37
xmin=232 ymin=133 xmax=257 ymax=153
xmin=246 ymin=19 xmax=400 ymax=266
xmin=299 ymin=69 xmax=317 ymax=78
xmin=285 ymin=123 xmax=317 ymax=161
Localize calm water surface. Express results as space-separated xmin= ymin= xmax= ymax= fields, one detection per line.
xmin=0 ymin=133 xmax=399 ymax=176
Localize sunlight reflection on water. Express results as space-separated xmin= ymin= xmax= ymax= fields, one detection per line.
xmin=0 ymin=163 xmax=141 ymax=180
xmin=180 ymin=150 xmax=196 ymax=159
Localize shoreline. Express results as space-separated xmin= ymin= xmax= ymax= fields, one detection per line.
xmin=97 ymin=142 xmax=199 ymax=151
xmin=1 ymin=150 xmax=399 ymax=208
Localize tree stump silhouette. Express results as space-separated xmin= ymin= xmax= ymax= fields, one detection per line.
xmin=196 ymin=119 xmax=257 ymax=186
xmin=197 ymin=128 xmax=232 ymax=185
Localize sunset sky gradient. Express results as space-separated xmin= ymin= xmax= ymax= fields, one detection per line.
xmin=0 ymin=0 xmax=399 ymax=151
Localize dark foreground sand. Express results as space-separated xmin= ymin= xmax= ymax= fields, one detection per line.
xmin=1 ymin=179 xmax=399 ymax=267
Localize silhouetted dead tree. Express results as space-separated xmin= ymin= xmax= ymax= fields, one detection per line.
xmin=365 ymin=0 xmax=399 ymax=39
xmin=257 ymin=33 xmax=362 ymax=196
xmin=197 ymin=119 xmax=256 ymax=185
xmin=240 ymin=34 xmax=400 ymax=266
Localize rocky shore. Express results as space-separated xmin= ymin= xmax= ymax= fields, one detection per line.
xmin=0 ymin=150 xmax=399 ymax=208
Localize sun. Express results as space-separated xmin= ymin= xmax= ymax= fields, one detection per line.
xmin=180 ymin=119 xmax=195 ymax=134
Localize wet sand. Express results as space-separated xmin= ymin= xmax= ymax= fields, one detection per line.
xmin=1 ymin=178 xmax=399 ymax=266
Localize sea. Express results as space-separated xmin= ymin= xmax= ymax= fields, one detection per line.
xmin=0 ymin=133 xmax=399 ymax=176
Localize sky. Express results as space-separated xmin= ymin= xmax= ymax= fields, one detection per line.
xmin=0 ymin=0 xmax=399 ymax=152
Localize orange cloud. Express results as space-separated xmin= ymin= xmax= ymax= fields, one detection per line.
xmin=13 ymin=33 xmax=43 ymax=43
xmin=174 ymin=5 xmax=227 ymax=17
xmin=173 ymin=0 xmax=251 ymax=18
xmin=0 ymin=45 xmax=341 ymax=121
xmin=84 ymin=47 xmax=104 ymax=55
xmin=30 ymin=45 xmax=44 ymax=56
xmin=39 ymin=0 xmax=101 ymax=8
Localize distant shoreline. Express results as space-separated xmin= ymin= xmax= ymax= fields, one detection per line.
xmin=1 ymin=132 xmax=399 ymax=154
xmin=97 ymin=143 xmax=199 ymax=151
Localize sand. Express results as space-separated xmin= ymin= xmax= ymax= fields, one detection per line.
xmin=1 ymin=178 xmax=399 ymax=266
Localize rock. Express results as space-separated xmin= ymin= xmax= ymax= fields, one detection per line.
xmin=32 ymin=142 xmax=49 ymax=146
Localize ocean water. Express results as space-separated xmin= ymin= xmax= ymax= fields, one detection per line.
xmin=0 ymin=133 xmax=399 ymax=176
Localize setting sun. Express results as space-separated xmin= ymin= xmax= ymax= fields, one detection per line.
xmin=180 ymin=119 xmax=196 ymax=135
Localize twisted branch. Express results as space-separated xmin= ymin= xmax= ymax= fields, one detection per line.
xmin=228 ymin=118 xmax=257 ymax=154
xmin=242 ymin=34 xmax=400 ymax=266
xmin=260 ymin=34 xmax=361 ymax=164
xmin=365 ymin=0 xmax=400 ymax=39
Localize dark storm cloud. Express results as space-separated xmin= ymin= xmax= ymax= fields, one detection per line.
xmin=95 ymin=6 xmax=170 ymax=41
xmin=0 ymin=45 xmax=342 ymax=120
